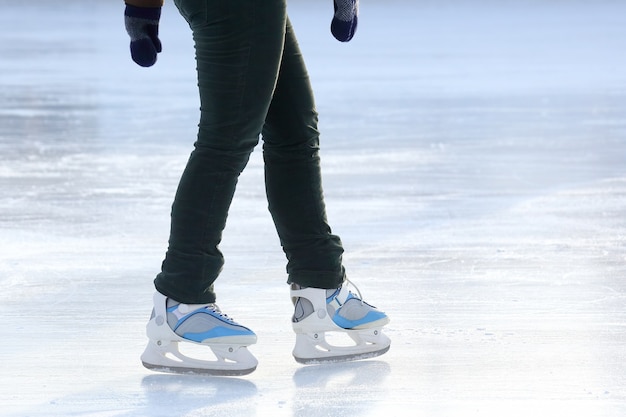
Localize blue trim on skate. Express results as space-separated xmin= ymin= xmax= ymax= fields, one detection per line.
xmin=182 ymin=326 xmax=255 ymax=343
xmin=332 ymin=310 xmax=388 ymax=329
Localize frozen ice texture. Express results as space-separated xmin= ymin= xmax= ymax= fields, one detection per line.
xmin=1 ymin=1 xmax=625 ymax=416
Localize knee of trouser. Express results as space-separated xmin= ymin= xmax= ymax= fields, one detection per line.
xmin=262 ymin=133 xmax=320 ymax=161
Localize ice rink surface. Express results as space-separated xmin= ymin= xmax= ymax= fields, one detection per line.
xmin=1 ymin=0 xmax=625 ymax=416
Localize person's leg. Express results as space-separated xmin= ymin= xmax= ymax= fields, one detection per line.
xmin=262 ymin=18 xmax=390 ymax=364
xmin=155 ymin=0 xmax=288 ymax=304
xmin=262 ymin=18 xmax=345 ymax=290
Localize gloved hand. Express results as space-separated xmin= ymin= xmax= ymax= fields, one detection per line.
xmin=124 ymin=4 xmax=162 ymax=67
xmin=331 ymin=0 xmax=359 ymax=42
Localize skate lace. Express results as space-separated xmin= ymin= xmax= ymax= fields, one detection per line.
xmin=207 ymin=304 xmax=235 ymax=322
xmin=345 ymin=278 xmax=365 ymax=306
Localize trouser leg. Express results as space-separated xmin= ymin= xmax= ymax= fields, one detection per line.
xmin=155 ymin=0 xmax=287 ymax=303
xmin=263 ymin=19 xmax=346 ymax=290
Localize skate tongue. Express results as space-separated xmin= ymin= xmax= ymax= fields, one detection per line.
xmin=166 ymin=300 xmax=236 ymax=323
xmin=331 ymin=279 xmax=364 ymax=306
xmin=177 ymin=303 xmax=208 ymax=314
xmin=161 ymin=294 xmax=233 ymax=321
xmin=167 ymin=299 xmax=212 ymax=314
xmin=344 ymin=278 xmax=364 ymax=302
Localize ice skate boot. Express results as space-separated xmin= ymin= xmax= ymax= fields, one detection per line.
xmin=141 ymin=292 xmax=258 ymax=376
xmin=291 ymin=280 xmax=390 ymax=364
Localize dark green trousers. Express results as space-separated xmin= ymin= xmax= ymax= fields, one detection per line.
xmin=155 ymin=0 xmax=345 ymax=304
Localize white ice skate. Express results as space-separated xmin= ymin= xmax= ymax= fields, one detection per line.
xmin=141 ymin=292 xmax=258 ymax=376
xmin=291 ymin=280 xmax=390 ymax=364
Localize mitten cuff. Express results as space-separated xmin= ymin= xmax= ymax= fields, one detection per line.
xmin=125 ymin=0 xmax=164 ymax=9
xmin=125 ymin=3 xmax=162 ymax=20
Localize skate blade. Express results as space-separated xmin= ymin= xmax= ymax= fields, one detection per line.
xmin=141 ymin=340 xmax=258 ymax=377
xmin=292 ymin=326 xmax=391 ymax=365
xmin=294 ymin=344 xmax=390 ymax=365
xmin=142 ymin=361 xmax=256 ymax=376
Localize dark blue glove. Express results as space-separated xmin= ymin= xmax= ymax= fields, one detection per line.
xmin=124 ymin=5 xmax=162 ymax=67
xmin=331 ymin=0 xmax=359 ymax=42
